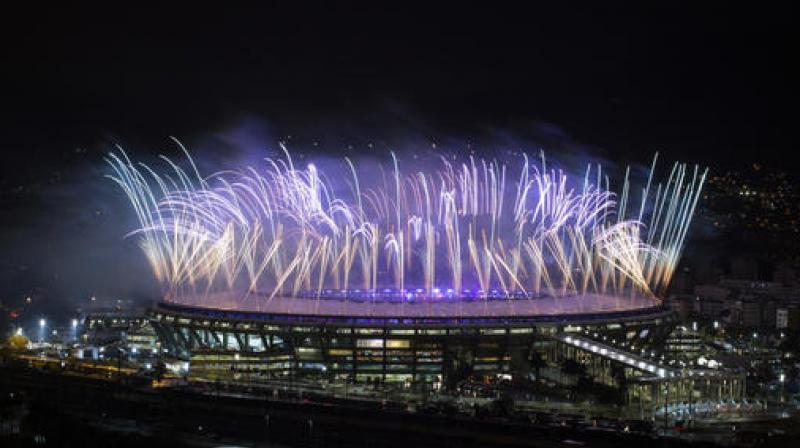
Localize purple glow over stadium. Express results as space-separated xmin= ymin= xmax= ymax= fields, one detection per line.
xmin=108 ymin=145 xmax=706 ymax=315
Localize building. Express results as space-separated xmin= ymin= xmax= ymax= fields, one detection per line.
xmin=150 ymin=294 xmax=674 ymax=390
xmin=690 ymin=279 xmax=800 ymax=330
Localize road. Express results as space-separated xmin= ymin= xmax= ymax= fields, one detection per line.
xmin=1 ymin=363 xmax=698 ymax=448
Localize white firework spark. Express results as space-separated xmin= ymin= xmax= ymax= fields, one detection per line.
xmin=107 ymin=144 xmax=707 ymax=307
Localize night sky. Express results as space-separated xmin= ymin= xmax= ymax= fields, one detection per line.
xmin=0 ymin=4 xmax=796 ymax=316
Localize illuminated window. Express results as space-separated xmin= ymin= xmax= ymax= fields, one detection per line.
xmin=225 ymin=333 xmax=239 ymax=350
xmin=385 ymin=339 xmax=410 ymax=349
xmin=356 ymin=339 xmax=384 ymax=348
xmin=328 ymin=349 xmax=353 ymax=356
xmin=248 ymin=334 xmax=264 ymax=351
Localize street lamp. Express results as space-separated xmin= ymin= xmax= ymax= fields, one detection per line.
xmin=70 ymin=318 xmax=79 ymax=342
xmin=663 ymin=383 xmax=669 ymax=431
xmin=117 ymin=348 xmax=126 ymax=387
xmin=38 ymin=318 xmax=46 ymax=342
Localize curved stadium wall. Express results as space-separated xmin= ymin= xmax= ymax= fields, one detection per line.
xmin=150 ymin=294 xmax=673 ymax=388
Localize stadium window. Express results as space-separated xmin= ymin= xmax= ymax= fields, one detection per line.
xmin=356 ymin=339 xmax=384 ymax=348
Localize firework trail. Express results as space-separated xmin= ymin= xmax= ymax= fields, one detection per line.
xmin=107 ymin=144 xmax=706 ymax=307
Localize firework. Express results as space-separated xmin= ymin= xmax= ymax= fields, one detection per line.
xmin=107 ymin=143 xmax=706 ymax=306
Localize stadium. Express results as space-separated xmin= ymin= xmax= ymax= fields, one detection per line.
xmin=110 ymin=147 xmax=705 ymax=390
xmin=150 ymin=293 xmax=673 ymax=389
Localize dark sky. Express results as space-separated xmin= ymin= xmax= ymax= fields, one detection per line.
xmin=3 ymin=4 xmax=796 ymax=167
xmin=0 ymin=3 xmax=796 ymax=315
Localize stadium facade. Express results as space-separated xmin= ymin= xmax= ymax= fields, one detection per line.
xmin=150 ymin=293 xmax=675 ymax=390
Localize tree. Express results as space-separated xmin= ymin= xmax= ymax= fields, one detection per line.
xmin=6 ymin=334 xmax=29 ymax=349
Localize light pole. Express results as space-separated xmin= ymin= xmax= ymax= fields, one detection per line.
xmin=663 ymin=382 xmax=669 ymax=431
xmin=688 ymin=376 xmax=694 ymax=428
xmin=71 ymin=318 xmax=79 ymax=342
xmin=117 ymin=347 xmax=126 ymax=388
xmin=39 ymin=318 xmax=46 ymax=343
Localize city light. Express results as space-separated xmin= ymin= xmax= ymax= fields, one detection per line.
xmin=557 ymin=333 xmax=674 ymax=379
xmin=39 ymin=318 xmax=46 ymax=328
